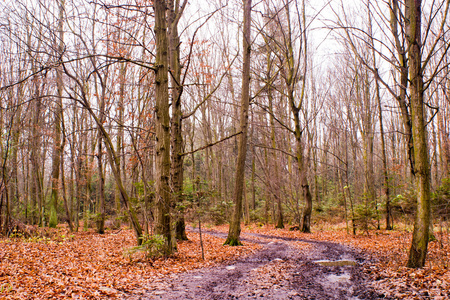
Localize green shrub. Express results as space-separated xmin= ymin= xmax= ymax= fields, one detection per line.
xmin=125 ymin=234 xmax=166 ymax=261
xmin=354 ymin=201 xmax=379 ymax=231
xmin=433 ymin=178 xmax=450 ymax=218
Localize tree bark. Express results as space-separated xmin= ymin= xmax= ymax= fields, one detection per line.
xmin=224 ymin=0 xmax=251 ymax=246
xmin=293 ymin=106 xmax=312 ymax=233
xmin=115 ymin=63 xmax=126 ymax=229
xmin=405 ymin=0 xmax=431 ymax=269
xmin=96 ymin=110 xmax=106 ymax=234
xmin=60 ymin=126 xmax=74 ymax=232
xmin=154 ymin=0 xmax=175 ymax=254
xmin=168 ymin=0 xmax=188 ymax=241
xmin=291 ymin=0 xmax=312 ymax=233
xmin=49 ymin=0 xmax=65 ymax=228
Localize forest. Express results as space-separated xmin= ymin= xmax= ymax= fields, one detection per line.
xmin=0 ymin=0 xmax=450 ymax=298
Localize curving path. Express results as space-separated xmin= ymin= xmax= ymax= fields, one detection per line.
xmin=132 ymin=229 xmax=391 ymax=300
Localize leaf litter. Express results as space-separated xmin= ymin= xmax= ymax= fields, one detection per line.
xmin=0 ymin=226 xmax=260 ymax=299
xmin=1 ymin=223 xmax=449 ymax=299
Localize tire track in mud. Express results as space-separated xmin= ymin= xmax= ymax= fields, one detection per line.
xmin=136 ymin=229 xmax=391 ymax=299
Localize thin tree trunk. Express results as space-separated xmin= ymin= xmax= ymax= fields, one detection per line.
xmin=389 ymin=0 xmax=415 ymax=177
xmin=60 ymin=129 xmax=74 ymax=232
xmin=375 ymin=71 xmax=392 ymax=230
xmin=345 ymin=128 xmax=357 ymax=235
xmin=368 ymin=6 xmax=393 ymax=230
xmin=32 ymin=89 xmax=44 ymax=227
xmin=269 ymin=89 xmax=283 ymax=229
xmin=361 ymin=69 xmax=375 ymax=231
xmin=96 ymin=130 xmax=106 ymax=234
xmin=168 ymin=0 xmax=188 ymax=242
xmin=115 ymin=63 xmax=126 ymax=229
xmin=225 ymin=0 xmax=252 ymax=246
xmin=49 ymin=0 xmax=65 ymax=228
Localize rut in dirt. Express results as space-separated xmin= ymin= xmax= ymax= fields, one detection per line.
xmin=137 ymin=229 xmax=390 ymax=300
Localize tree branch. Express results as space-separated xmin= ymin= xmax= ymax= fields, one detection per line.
xmin=181 ymin=131 xmax=242 ymax=156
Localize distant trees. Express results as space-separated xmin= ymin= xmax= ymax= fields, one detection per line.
xmin=332 ymin=0 xmax=450 ymax=267
xmin=255 ymin=0 xmax=314 ymax=232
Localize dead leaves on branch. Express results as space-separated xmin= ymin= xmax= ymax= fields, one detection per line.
xmin=0 ymin=227 xmax=260 ymax=299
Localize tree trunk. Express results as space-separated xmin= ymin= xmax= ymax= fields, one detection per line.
xmin=224 ymin=0 xmax=251 ymax=246
xmin=49 ymin=0 xmax=65 ymax=228
xmin=362 ymin=69 xmax=376 ymax=231
xmin=294 ymin=117 xmax=312 ymax=233
xmin=60 ymin=129 xmax=74 ymax=232
xmin=9 ymin=81 xmax=22 ymax=227
xmin=168 ymin=0 xmax=188 ymax=241
xmin=154 ymin=0 xmax=175 ymax=254
xmin=251 ymin=138 xmax=256 ymax=210
xmin=96 ymin=129 xmax=106 ymax=234
xmin=406 ymin=0 xmax=431 ymax=269
xmin=32 ymin=84 xmax=44 ymax=227
xmin=368 ymin=7 xmax=392 ymax=230
xmin=95 ymin=68 xmax=108 ymax=235
xmin=115 ymin=63 xmax=126 ymax=229
xmin=375 ymin=70 xmax=392 ymax=230
xmin=281 ymin=0 xmax=312 ymax=233
xmin=269 ymin=86 xmax=283 ymax=230
xmin=389 ymin=0 xmax=416 ymax=177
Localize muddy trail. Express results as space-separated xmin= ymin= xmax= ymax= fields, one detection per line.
xmin=135 ymin=229 xmax=390 ymax=300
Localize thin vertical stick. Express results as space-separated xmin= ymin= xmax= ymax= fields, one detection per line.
xmin=196 ymin=177 xmax=205 ymax=260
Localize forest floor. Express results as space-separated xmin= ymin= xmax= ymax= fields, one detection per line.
xmin=0 ymin=223 xmax=449 ymax=299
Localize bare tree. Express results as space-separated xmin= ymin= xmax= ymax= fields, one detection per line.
xmin=405 ymin=0 xmax=430 ymax=269
xmin=153 ymin=0 xmax=175 ymax=253
xmin=168 ymin=0 xmax=188 ymax=241
xmin=225 ymin=0 xmax=252 ymax=246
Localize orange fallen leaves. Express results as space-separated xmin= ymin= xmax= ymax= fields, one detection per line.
xmin=2 ymin=223 xmax=448 ymax=299
xmin=0 ymin=227 xmax=260 ymax=299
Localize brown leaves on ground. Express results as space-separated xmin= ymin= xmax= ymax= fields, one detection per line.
xmin=0 ymin=226 xmax=260 ymax=299
xmin=213 ymin=223 xmax=450 ymax=300
xmin=2 ymin=223 xmax=449 ymax=299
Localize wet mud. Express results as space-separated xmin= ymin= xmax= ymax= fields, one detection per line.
xmin=132 ymin=229 xmax=392 ymax=299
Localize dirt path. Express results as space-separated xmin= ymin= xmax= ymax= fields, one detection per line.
xmin=134 ymin=229 xmax=390 ymax=299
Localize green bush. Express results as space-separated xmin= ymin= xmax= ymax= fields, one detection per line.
xmin=354 ymin=201 xmax=379 ymax=231
xmin=209 ymin=201 xmax=233 ymax=225
xmin=125 ymin=234 xmax=166 ymax=261
xmin=432 ymin=178 xmax=450 ymax=217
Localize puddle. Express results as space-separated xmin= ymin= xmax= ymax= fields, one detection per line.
xmin=273 ymin=258 xmax=283 ymax=262
xmin=314 ymin=260 xmax=357 ymax=267
xmin=327 ymin=273 xmax=351 ymax=283
xmin=319 ymin=271 xmax=355 ymax=297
